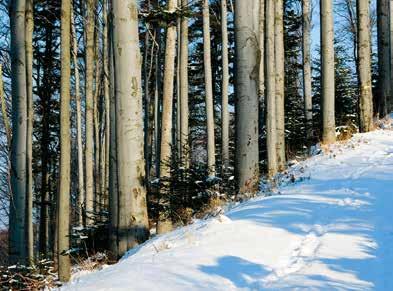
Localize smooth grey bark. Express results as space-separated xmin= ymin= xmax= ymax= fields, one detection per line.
xmin=71 ymin=1 xmax=84 ymax=225
xmin=85 ymin=0 xmax=95 ymax=225
xmin=58 ymin=0 xmax=71 ymax=281
xmin=302 ymin=0 xmax=313 ymax=141
xmin=377 ymin=0 xmax=390 ymax=116
xmin=180 ymin=0 xmax=190 ymax=168
xmin=112 ymin=0 xmax=149 ymax=255
xmin=158 ymin=0 xmax=177 ymax=234
xmin=25 ymin=0 xmax=34 ymax=264
xmin=266 ymin=0 xmax=277 ymax=177
xmin=235 ymin=0 xmax=260 ymax=192
xmin=357 ymin=0 xmax=374 ymax=132
xmin=9 ymin=0 xmax=28 ymax=265
xmin=321 ymin=0 xmax=336 ymax=144
xmin=275 ymin=0 xmax=285 ymax=171
xmin=203 ymin=0 xmax=216 ymax=176
xmin=221 ymin=0 xmax=229 ymax=173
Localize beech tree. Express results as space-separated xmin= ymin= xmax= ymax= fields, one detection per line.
xmin=357 ymin=0 xmax=374 ymax=132
xmin=203 ymin=0 xmax=216 ymax=176
xmin=111 ymin=0 xmax=149 ymax=255
xmin=9 ymin=0 xmax=28 ymax=265
xmin=58 ymin=0 xmax=71 ymax=281
xmin=235 ymin=0 xmax=260 ymax=191
xmin=303 ymin=0 xmax=312 ymax=140
xmin=266 ymin=0 xmax=277 ymax=177
xmin=321 ymin=0 xmax=336 ymax=144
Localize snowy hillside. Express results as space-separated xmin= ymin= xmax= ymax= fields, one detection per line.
xmin=62 ymin=129 xmax=393 ymax=290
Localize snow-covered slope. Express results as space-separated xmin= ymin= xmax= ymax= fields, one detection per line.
xmin=63 ymin=129 xmax=393 ymax=291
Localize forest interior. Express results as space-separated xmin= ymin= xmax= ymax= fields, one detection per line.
xmin=0 ymin=0 xmax=393 ymax=290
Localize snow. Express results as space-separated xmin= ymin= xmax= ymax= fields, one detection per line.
xmin=62 ymin=129 xmax=393 ymax=290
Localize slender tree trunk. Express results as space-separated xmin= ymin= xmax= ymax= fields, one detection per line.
xmin=180 ymin=0 xmax=190 ymax=168
xmin=154 ymin=24 xmax=162 ymax=179
xmin=0 ymin=65 xmax=11 ymax=146
xmin=25 ymin=0 xmax=34 ymax=264
xmin=9 ymin=0 xmax=28 ymax=265
xmin=85 ymin=0 xmax=95 ymax=225
xmin=266 ymin=0 xmax=277 ymax=177
xmin=235 ymin=1 xmax=260 ymax=191
xmin=108 ymin=3 xmax=119 ymax=258
xmin=58 ymin=0 xmax=71 ymax=281
xmin=144 ymin=2 xmax=151 ymax=184
xmin=258 ymin=0 xmax=265 ymax=145
xmin=357 ymin=0 xmax=374 ymax=132
xmin=112 ymin=0 xmax=149 ymax=255
xmin=377 ymin=0 xmax=390 ymax=116
xmin=71 ymin=1 xmax=84 ymax=225
xmin=275 ymin=0 xmax=285 ymax=171
xmin=203 ymin=0 xmax=216 ymax=176
xmin=302 ymin=0 xmax=312 ymax=141
xmin=321 ymin=0 xmax=336 ymax=144
xmin=221 ymin=0 xmax=229 ymax=174
xmin=103 ymin=0 xmax=110 ymax=211
xmin=157 ymin=0 xmax=177 ymax=234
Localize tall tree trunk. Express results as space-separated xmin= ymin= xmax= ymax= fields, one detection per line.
xmin=221 ymin=0 xmax=229 ymax=174
xmin=275 ymin=0 xmax=285 ymax=171
xmin=235 ymin=1 xmax=260 ymax=191
xmin=154 ymin=24 xmax=162 ymax=179
xmin=180 ymin=0 xmax=190 ymax=168
xmin=377 ymin=0 xmax=390 ymax=116
xmin=202 ymin=0 xmax=216 ymax=176
xmin=357 ymin=0 xmax=374 ymax=132
xmin=103 ymin=0 xmax=110 ymax=212
xmin=85 ymin=0 xmax=95 ymax=225
xmin=157 ymin=0 xmax=177 ymax=234
xmin=25 ymin=0 xmax=34 ymax=264
xmin=144 ymin=2 xmax=151 ymax=184
xmin=258 ymin=0 xmax=265 ymax=147
xmin=112 ymin=0 xmax=149 ymax=255
xmin=0 ymin=65 xmax=11 ymax=146
xmin=9 ymin=0 xmax=28 ymax=265
xmin=302 ymin=0 xmax=312 ymax=141
xmin=71 ymin=1 xmax=84 ymax=225
xmin=58 ymin=0 xmax=71 ymax=281
xmin=321 ymin=0 xmax=336 ymax=144
xmin=266 ymin=0 xmax=277 ymax=177
xmin=108 ymin=3 xmax=119 ymax=258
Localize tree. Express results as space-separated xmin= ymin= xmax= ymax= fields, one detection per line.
xmin=235 ymin=0 xmax=260 ymax=191
xmin=158 ymin=0 xmax=177 ymax=234
xmin=58 ymin=0 xmax=71 ymax=281
xmin=275 ymin=0 xmax=285 ymax=171
xmin=221 ymin=0 xmax=229 ymax=173
xmin=377 ymin=0 xmax=390 ymax=116
xmin=9 ymin=0 xmax=28 ymax=265
xmin=203 ymin=0 xmax=216 ymax=176
xmin=180 ymin=0 xmax=190 ymax=168
xmin=357 ymin=0 xmax=373 ymax=132
xmin=71 ymin=0 xmax=84 ymax=225
xmin=266 ymin=0 xmax=277 ymax=177
xmin=85 ymin=0 xmax=95 ymax=225
xmin=321 ymin=0 xmax=336 ymax=144
xmin=302 ymin=0 xmax=312 ymax=140
xmin=112 ymin=0 xmax=149 ymax=255
xmin=25 ymin=0 xmax=34 ymax=264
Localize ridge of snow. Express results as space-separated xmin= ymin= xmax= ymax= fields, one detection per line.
xmin=62 ymin=129 xmax=393 ymax=290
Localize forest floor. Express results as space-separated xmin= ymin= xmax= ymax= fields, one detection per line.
xmin=62 ymin=127 xmax=393 ymax=290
